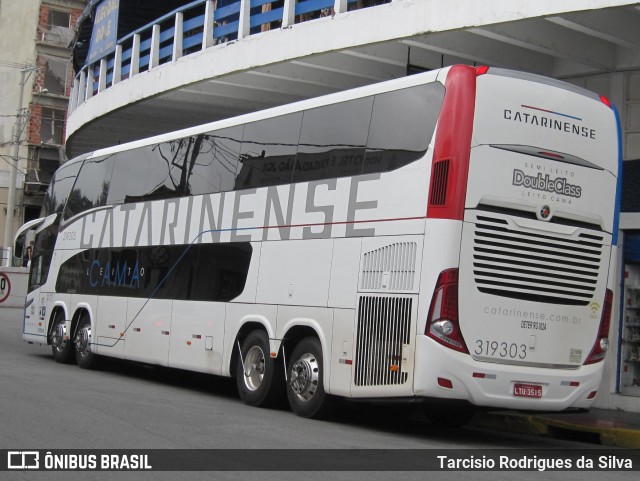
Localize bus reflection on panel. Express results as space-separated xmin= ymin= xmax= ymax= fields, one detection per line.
xmin=19 ymin=65 xmax=621 ymax=424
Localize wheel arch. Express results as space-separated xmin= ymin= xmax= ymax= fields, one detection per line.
xmin=70 ymin=303 xmax=93 ymax=341
xmin=46 ymin=303 xmax=69 ymax=344
xmin=229 ymin=319 xmax=272 ymax=380
xmin=281 ymin=324 xmax=322 ymax=360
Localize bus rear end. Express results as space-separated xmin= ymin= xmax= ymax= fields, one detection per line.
xmin=416 ymin=66 xmax=620 ymax=410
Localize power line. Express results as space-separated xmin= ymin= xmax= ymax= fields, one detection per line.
xmin=0 ymin=155 xmax=29 ymax=176
xmin=0 ymin=59 xmax=41 ymax=71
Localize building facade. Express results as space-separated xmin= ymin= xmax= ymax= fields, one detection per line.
xmin=0 ymin=0 xmax=85 ymax=262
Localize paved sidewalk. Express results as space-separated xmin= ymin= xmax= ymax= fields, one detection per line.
xmin=471 ymin=408 xmax=640 ymax=448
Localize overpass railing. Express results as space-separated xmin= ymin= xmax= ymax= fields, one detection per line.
xmin=68 ymin=0 xmax=391 ymax=114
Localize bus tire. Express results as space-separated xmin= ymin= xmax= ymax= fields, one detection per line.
xmin=50 ymin=310 xmax=73 ymax=364
xmin=286 ymin=336 xmax=334 ymax=419
xmin=235 ymin=330 xmax=285 ymax=408
xmin=74 ymin=313 xmax=98 ymax=369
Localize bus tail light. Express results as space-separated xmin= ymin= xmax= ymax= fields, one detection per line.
xmin=600 ymin=95 xmax=612 ymax=109
xmin=584 ymin=289 xmax=613 ymax=365
xmin=437 ymin=377 xmax=454 ymax=389
xmin=426 ymin=269 xmax=469 ymax=354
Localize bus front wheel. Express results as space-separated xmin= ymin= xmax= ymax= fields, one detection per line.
xmin=74 ymin=314 xmax=98 ymax=369
xmin=286 ymin=337 xmax=334 ymax=419
xmin=235 ymin=330 xmax=284 ymax=408
xmin=50 ymin=310 xmax=73 ymax=364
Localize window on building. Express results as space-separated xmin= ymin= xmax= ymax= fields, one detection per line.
xmin=42 ymin=10 xmax=72 ymax=45
xmin=42 ymin=55 xmax=68 ymax=95
xmin=40 ymin=108 xmax=65 ymax=145
xmin=48 ymin=10 xmax=70 ymax=28
xmin=26 ymin=148 xmax=61 ymax=194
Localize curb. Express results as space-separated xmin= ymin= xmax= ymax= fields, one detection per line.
xmin=470 ymin=411 xmax=640 ymax=448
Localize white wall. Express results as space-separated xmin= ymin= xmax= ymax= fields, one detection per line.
xmin=0 ymin=267 xmax=29 ymax=309
xmin=568 ymin=70 xmax=640 ymax=160
xmin=0 ymin=0 xmax=39 ymax=170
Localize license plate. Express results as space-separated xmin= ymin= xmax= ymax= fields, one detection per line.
xmin=513 ymin=383 xmax=542 ymax=398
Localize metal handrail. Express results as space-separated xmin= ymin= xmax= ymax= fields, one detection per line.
xmin=69 ymin=0 xmax=389 ymax=114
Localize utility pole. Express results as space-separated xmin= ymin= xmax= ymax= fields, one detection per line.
xmin=3 ymin=65 xmax=36 ymax=266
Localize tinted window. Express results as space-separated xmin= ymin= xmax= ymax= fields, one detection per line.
xmin=293 ymin=97 xmax=373 ymax=183
xmin=236 ymin=113 xmax=302 ymax=189
xmin=140 ymin=141 xmax=185 ymax=201
xmin=41 ymin=158 xmax=83 ymax=217
xmin=187 ymin=126 xmax=244 ymax=195
xmin=67 ymin=81 xmax=444 ymax=212
xmin=107 ymin=144 xmax=180 ymax=204
xmin=56 ymin=243 xmax=252 ymax=302
xmin=64 ymin=155 xmax=115 ymax=220
xmin=28 ymin=224 xmax=58 ymax=293
xmin=364 ymin=83 xmax=445 ymax=174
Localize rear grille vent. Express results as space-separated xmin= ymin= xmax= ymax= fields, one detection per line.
xmin=355 ymin=296 xmax=411 ymax=386
xmin=361 ymin=242 xmax=417 ymax=291
xmin=430 ymin=159 xmax=450 ymax=206
xmin=472 ymin=215 xmax=604 ymax=306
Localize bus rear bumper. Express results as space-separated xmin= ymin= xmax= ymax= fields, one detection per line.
xmin=413 ymin=335 xmax=604 ymax=411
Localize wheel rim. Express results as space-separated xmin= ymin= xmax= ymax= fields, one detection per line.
xmin=243 ymin=345 xmax=266 ymax=391
xmin=289 ymin=353 xmax=319 ymax=402
xmin=51 ymin=321 xmax=66 ymax=352
xmin=74 ymin=323 xmax=91 ymax=359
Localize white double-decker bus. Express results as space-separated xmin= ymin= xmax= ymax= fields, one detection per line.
xmin=19 ymin=65 xmax=621 ymax=422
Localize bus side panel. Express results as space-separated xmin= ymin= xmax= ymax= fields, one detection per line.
xmin=330 ymin=308 xmax=356 ymax=397
xmin=328 ymin=238 xmax=362 ymax=309
xmin=169 ymin=300 xmax=226 ymax=375
xmin=95 ymin=296 xmax=127 ymax=358
xmin=348 ymin=168 xmax=430 ymax=239
xmin=124 ymin=298 xmax=173 ymax=366
xmin=24 ymin=291 xmax=53 ymax=341
xmin=256 ymin=239 xmax=333 ymax=307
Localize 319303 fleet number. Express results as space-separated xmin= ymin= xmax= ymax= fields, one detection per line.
xmin=474 ymin=340 xmax=527 ymax=360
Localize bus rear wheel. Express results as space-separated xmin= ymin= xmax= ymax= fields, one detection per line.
xmin=74 ymin=314 xmax=98 ymax=369
xmin=235 ymin=330 xmax=284 ymax=408
xmin=50 ymin=310 xmax=73 ymax=364
xmin=286 ymin=337 xmax=334 ymax=419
